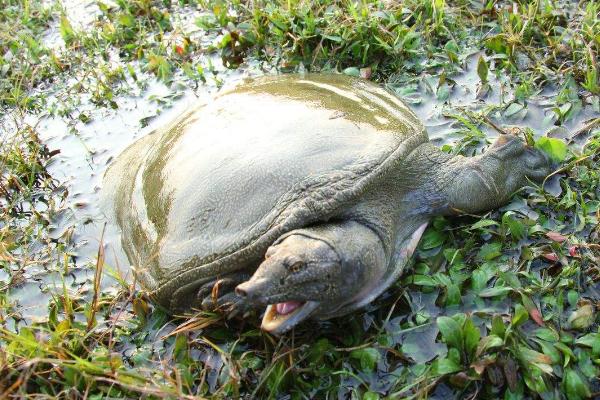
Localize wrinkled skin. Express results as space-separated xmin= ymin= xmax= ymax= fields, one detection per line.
xmin=231 ymin=134 xmax=551 ymax=334
xmin=105 ymin=74 xmax=552 ymax=335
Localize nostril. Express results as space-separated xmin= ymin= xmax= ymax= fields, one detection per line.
xmin=235 ymin=278 xmax=266 ymax=300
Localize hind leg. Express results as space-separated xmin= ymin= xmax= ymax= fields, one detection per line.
xmin=445 ymin=135 xmax=552 ymax=214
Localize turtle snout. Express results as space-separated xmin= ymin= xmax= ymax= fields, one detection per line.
xmin=235 ymin=279 xmax=269 ymax=304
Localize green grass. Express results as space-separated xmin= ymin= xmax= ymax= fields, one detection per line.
xmin=1 ymin=0 xmax=599 ymax=398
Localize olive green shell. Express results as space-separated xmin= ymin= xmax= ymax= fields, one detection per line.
xmin=105 ymin=74 xmax=426 ymax=312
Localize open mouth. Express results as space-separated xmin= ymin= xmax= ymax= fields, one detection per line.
xmin=261 ymin=300 xmax=319 ymax=334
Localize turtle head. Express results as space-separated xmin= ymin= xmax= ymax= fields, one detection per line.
xmin=235 ymin=232 xmax=361 ymax=335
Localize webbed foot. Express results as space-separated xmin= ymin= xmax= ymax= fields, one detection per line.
xmin=486 ymin=134 xmax=552 ymax=182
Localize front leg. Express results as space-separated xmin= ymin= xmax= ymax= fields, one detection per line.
xmin=197 ymin=270 xmax=254 ymax=316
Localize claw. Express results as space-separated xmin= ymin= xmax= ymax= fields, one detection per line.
xmin=211 ymin=278 xmax=225 ymax=305
xmin=196 ymin=272 xmax=252 ymax=312
xmin=489 ymin=135 xmax=526 ymax=159
xmin=227 ymin=306 xmax=240 ymax=319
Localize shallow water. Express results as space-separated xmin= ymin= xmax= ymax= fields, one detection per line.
xmin=6 ymin=0 xmax=270 ymax=322
xmin=12 ymin=81 xmax=223 ymax=321
xmin=402 ymin=55 xmax=598 ymax=147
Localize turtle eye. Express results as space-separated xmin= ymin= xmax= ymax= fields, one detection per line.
xmin=289 ymin=261 xmax=303 ymax=273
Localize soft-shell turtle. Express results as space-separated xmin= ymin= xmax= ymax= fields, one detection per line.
xmin=106 ymin=74 xmax=551 ymax=334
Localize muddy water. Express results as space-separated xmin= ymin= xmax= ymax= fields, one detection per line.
xmin=12 ymin=75 xmax=240 ymax=322
xmin=397 ymin=55 xmax=598 ymax=147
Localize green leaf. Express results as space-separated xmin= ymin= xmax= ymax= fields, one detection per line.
xmin=535 ymin=137 xmax=568 ymax=162
xmin=554 ymin=342 xmax=575 ymax=365
xmin=147 ymin=53 xmax=172 ymax=81
xmin=517 ymin=346 xmax=553 ymax=373
xmin=471 ymin=269 xmax=490 ymax=292
xmin=308 ymin=338 xmax=333 ymax=364
xmin=321 ymin=34 xmax=343 ymax=43
xmin=477 ymin=242 xmax=502 ymax=260
xmin=60 ymin=16 xmax=75 ymax=44
xmin=363 ymin=392 xmax=380 ymax=400
xmin=435 ymin=273 xmax=452 ymax=287
xmin=477 ymin=55 xmax=488 ymax=83
xmin=523 ymin=127 xmax=535 ymax=146
xmin=445 ymin=40 xmax=459 ymax=63
xmin=420 ymin=229 xmax=445 ymax=249
xmin=118 ymin=13 xmax=135 ymax=28
xmin=578 ymin=350 xmax=597 ymax=379
xmin=435 ymin=357 xmax=462 ymax=375
xmin=575 ymin=333 xmax=600 ymax=350
xmin=504 ymin=102 xmax=525 ymax=118
xmin=511 ymin=304 xmax=529 ymax=327
xmin=446 ymin=113 xmax=484 ymax=138
xmin=475 ymin=335 xmax=503 ymax=357
xmin=502 ymin=212 xmax=526 ymax=241
xmin=173 ymin=334 xmax=188 ymax=361
xmin=563 ymin=369 xmax=591 ymax=399
xmin=558 ymin=102 xmax=572 ymax=118
xmin=469 ymin=219 xmax=499 ymax=230
xmin=568 ymin=304 xmax=594 ymax=330
xmin=411 ymin=274 xmax=438 ymax=287
xmin=485 ymin=35 xmax=508 ymax=55
xmin=350 ymin=348 xmax=380 ymax=372
xmin=452 ymin=313 xmax=467 ymax=327
xmin=445 ymin=284 xmax=461 ymax=306
xmin=567 ymin=290 xmax=579 ymax=307
xmin=535 ymin=340 xmax=561 ymax=365
xmin=437 ymin=316 xmax=463 ymax=352
xmin=463 ymin=318 xmax=480 ymax=358
xmin=443 ymin=248 xmax=463 ymax=265
xmin=535 ymin=328 xmax=559 ymax=342
xmin=479 ymin=286 xmax=512 ymax=298
xmin=63 ymin=366 xmax=81 ymax=388
xmin=437 ymin=84 xmax=450 ymax=101
xmin=491 ymin=315 xmax=506 ymax=338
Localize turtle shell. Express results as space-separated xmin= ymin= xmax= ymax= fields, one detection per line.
xmin=108 ymin=74 xmax=427 ymax=312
